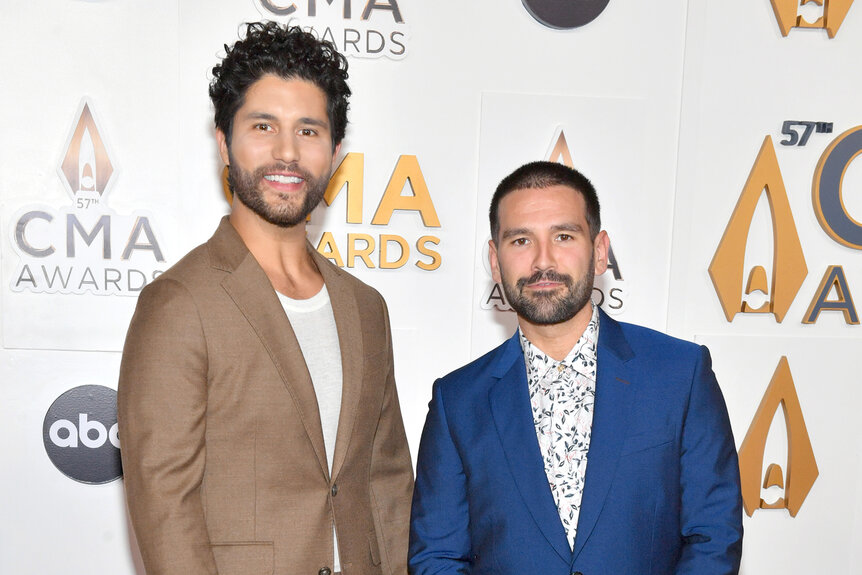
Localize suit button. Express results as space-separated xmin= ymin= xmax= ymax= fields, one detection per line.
xmin=572 ymin=572 xmax=583 ymax=575
xmin=331 ymin=483 xmax=338 ymax=497
xmin=319 ymin=568 xmax=332 ymax=575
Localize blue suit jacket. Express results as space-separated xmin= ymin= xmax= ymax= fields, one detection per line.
xmin=409 ymin=310 xmax=742 ymax=574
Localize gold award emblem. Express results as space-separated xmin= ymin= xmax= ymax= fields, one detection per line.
xmin=547 ymin=129 xmax=574 ymax=168
xmin=59 ymin=101 xmax=114 ymax=198
xmin=770 ymin=0 xmax=855 ymax=38
xmin=738 ymin=357 xmax=818 ymax=516
xmin=709 ymin=136 xmax=807 ymax=322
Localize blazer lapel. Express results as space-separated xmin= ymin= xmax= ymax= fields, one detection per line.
xmin=572 ymin=309 xmax=636 ymax=560
xmin=212 ymin=219 xmax=329 ymax=480
xmin=315 ymin=250 xmax=363 ymax=481
xmin=489 ymin=333 xmax=572 ymax=565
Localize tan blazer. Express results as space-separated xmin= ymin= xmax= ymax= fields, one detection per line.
xmin=118 ymin=217 xmax=414 ymax=575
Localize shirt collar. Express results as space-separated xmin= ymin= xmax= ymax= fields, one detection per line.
xmin=519 ymin=302 xmax=600 ymax=382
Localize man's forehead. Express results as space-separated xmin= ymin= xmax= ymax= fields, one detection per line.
xmin=499 ymin=184 xmax=587 ymax=220
xmin=239 ymin=75 xmax=327 ymax=109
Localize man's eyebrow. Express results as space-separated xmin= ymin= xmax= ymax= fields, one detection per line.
xmin=242 ymin=112 xmax=278 ymax=122
xmin=298 ymin=117 xmax=330 ymax=129
xmin=500 ymin=223 xmax=584 ymax=240
xmin=551 ymin=223 xmax=583 ymax=233
xmin=500 ymin=227 xmax=531 ymax=240
xmin=237 ymin=113 xmax=329 ymax=130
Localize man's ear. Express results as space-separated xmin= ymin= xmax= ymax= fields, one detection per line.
xmin=594 ymin=230 xmax=610 ymax=276
xmin=216 ymin=129 xmax=230 ymax=166
xmin=489 ymin=239 xmax=502 ymax=284
xmin=331 ymin=142 xmax=342 ymax=170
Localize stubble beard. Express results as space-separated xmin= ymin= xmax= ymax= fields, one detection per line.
xmin=227 ymin=157 xmax=328 ymax=228
xmin=500 ymin=260 xmax=595 ymax=325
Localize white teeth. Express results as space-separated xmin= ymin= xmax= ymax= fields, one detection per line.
xmin=264 ymin=175 xmax=303 ymax=184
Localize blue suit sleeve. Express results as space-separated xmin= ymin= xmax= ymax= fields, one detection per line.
xmin=675 ymin=346 xmax=744 ymax=574
xmin=408 ymin=380 xmax=472 ymax=575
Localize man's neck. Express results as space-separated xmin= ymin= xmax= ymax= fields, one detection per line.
xmin=518 ymin=303 xmax=594 ymax=361
xmin=229 ymin=203 xmax=324 ymax=299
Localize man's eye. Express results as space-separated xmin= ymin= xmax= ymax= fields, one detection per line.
xmin=557 ymin=233 xmax=572 ymax=241
xmin=254 ymin=123 xmax=272 ymax=132
xmin=512 ymin=238 xmax=529 ymax=246
xmin=299 ymin=128 xmax=317 ymax=136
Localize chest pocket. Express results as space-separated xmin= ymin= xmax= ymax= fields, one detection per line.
xmin=620 ymin=427 xmax=673 ymax=456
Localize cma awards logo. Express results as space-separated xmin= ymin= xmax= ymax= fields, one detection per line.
xmin=256 ymin=0 xmax=409 ymax=59
xmin=9 ymin=99 xmax=167 ymax=295
xmin=710 ymin=127 xmax=862 ymax=517
xmin=224 ymin=152 xmax=443 ymax=270
xmin=522 ymin=0 xmax=610 ymax=29
xmin=709 ymin=127 xmax=862 ymax=325
xmin=770 ymin=0 xmax=855 ymax=37
xmin=738 ymin=357 xmax=818 ymax=516
xmin=315 ymin=153 xmax=442 ymax=270
xmin=481 ymin=127 xmax=626 ymax=313
xmin=43 ymin=385 xmax=122 ymax=484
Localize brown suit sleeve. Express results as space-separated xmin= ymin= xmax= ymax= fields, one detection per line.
xmin=369 ymin=298 xmax=415 ymax=575
xmin=118 ymin=278 xmax=218 ymax=575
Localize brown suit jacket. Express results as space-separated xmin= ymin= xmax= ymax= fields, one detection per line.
xmin=118 ymin=217 xmax=414 ymax=575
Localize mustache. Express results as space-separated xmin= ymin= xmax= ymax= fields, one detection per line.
xmin=515 ymin=269 xmax=573 ymax=290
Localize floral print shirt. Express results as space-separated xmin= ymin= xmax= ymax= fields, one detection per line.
xmin=519 ymin=303 xmax=599 ymax=551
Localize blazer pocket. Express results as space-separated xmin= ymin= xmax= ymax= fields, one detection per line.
xmin=368 ymin=531 xmax=382 ymax=566
xmin=620 ymin=428 xmax=673 ymax=456
xmin=211 ymin=541 xmax=274 ymax=575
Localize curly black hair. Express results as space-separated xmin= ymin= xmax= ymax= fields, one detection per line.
xmin=209 ymin=22 xmax=350 ymax=150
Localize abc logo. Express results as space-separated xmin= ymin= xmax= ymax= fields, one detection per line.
xmin=522 ymin=0 xmax=610 ymax=29
xmin=42 ymin=385 xmax=122 ymax=484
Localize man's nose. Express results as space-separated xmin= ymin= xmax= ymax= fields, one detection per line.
xmin=532 ymin=239 xmax=556 ymax=271
xmin=273 ymin=131 xmax=299 ymax=163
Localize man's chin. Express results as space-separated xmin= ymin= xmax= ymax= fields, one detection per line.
xmin=524 ymin=313 xmax=578 ymax=326
xmin=263 ymin=208 xmax=312 ymax=228
xmin=511 ymin=304 xmax=572 ymax=326
xmin=513 ymin=295 xmax=592 ymax=326
xmin=243 ymin=201 xmax=309 ymax=228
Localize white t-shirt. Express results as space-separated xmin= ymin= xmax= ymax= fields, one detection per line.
xmin=277 ymin=284 xmax=343 ymax=571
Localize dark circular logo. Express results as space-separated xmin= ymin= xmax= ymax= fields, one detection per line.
xmin=43 ymin=385 xmax=122 ymax=484
xmin=814 ymin=126 xmax=862 ymax=248
xmin=522 ymin=0 xmax=611 ymax=29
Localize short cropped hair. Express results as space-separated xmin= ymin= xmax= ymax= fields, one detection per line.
xmin=489 ymin=161 xmax=601 ymax=242
xmin=209 ymin=22 xmax=351 ymax=150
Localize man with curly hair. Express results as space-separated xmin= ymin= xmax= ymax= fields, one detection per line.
xmin=118 ymin=22 xmax=413 ymax=575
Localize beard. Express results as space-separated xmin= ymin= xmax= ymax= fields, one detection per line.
xmin=227 ymin=158 xmax=328 ymax=228
xmin=500 ymin=260 xmax=595 ymax=325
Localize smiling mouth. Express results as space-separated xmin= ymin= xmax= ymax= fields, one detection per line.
xmin=264 ymin=174 xmax=304 ymax=184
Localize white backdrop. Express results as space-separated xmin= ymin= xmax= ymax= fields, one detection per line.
xmin=1 ymin=0 xmax=860 ymax=572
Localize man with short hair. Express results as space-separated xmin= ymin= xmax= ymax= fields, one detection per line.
xmin=409 ymin=161 xmax=743 ymax=574
xmin=119 ymin=22 xmax=413 ymax=575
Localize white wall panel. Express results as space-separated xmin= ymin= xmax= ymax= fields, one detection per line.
xmin=672 ymin=0 xmax=862 ymax=572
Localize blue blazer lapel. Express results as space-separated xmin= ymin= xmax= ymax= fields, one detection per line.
xmin=573 ymin=309 xmax=637 ymax=560
xmin=488 ymin=332 xmax=572 ymax=564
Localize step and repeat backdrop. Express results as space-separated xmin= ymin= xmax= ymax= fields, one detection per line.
xmin=1 ymin=0 xmax=859 ymax=572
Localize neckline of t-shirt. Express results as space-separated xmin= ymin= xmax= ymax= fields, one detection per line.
xmin=276 ymin=284 xmax=330 ymax=313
